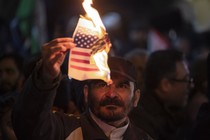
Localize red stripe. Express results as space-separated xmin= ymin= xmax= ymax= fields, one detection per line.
xmin=71 ymin=58 xmax=89 ymax=64
xmin=70 ymin=65 xmax=99 ymax=71
xmin=71 ymin=50 xmax=90 ymax=56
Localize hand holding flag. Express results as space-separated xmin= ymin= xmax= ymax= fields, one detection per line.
xmin=68 ymin=18 xmax=111 ymax=83
xmin=41 ymin=38 xmax=76 ymax=81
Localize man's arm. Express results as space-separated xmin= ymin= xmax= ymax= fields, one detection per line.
xmin=12 ymin=38 xmax=76 ymax=140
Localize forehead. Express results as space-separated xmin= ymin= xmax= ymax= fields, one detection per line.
xmin=111 ymin=73 xmax=132 ymax=83
xmin=90 ymin=77 xmax=134 ymax=85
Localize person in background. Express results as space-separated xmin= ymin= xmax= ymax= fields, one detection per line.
xmin=188 ymin=52 xmax=210 ymax=140
xmin=187 ymin=57 xmax=208 ymax=123
xmin=129 ymin=49 xmax=193 ymax=140
xmin=124 ymin=48 xmax=149 ymax=89
xmin=0 ymin=53 xmax=24 ymax=140
xmin=12 ymin=38 xmax=153 ymax=140
xmin=0 ymin=53 xmax=25 ymax=96
xmin=177 ymin=56 xmax=209 ymax=140
xmin=0 ymin=95 xmax=17 ymax=140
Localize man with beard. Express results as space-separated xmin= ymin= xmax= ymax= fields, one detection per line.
xmin=0 ymin=53 xmax=24 ymax=140
xmin=12 ymin=38 xmax=152 ymax=140
xmin=0 ymin=53 xmax=25 ymax=96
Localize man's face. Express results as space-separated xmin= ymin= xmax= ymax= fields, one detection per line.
xmin=85 ymin=76 xmax=138 ymax=123
xmin=0 ymin=58 xmax=22 ymax=93
xmin=168 ymin=61 xmax=193 ymax=107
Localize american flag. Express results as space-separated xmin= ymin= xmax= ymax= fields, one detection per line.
xmin=73 ymin=26 xmax=99 ymax=48
xmin=68 ymin=18 xmax=110 ymax=81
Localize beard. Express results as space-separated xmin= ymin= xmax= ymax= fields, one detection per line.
xmin=0 ymin=82 xmax=17 ymax=94
xmin=95 ymin=107 xmax=125 ymax=122
xmin=89 ymin=96 xmax=134 ymax=122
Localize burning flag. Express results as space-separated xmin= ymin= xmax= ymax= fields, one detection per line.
xmin=68 ymin=0 xmax=111 ymax=83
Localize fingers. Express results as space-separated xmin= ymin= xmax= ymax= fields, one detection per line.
xmin=44 ymin=38 xmax=76 ymax=51
xmin=43 ymin=43 xmax=70 ymax=55
xmin=50 ymin=52 xmax=66 ymax=66
xmin=40 ymin=38 xmax=76 ymax=79
xmin=42 ymin=37 xmax=76 ymax=60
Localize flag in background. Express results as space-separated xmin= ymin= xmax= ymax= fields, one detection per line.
xmin=68 ymin=18 xmax=110 ymax=82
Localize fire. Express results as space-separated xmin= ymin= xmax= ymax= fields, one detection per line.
xmin=83 ymin=0 xmax=112 ymax=84
xmin=68 ymin=0 xmax=112 ymax=84
xmin=82 ymin=0 xmax=105 ymax=37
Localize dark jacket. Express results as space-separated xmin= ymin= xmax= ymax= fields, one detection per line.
xmin=189 ymin=102 xmax=210 ymax=140
xmin=129 ymin=90 xmax=187 ymax=140
xmin=12 ymin=63 xmax=152 ymax=140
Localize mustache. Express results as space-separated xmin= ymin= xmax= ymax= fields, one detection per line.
xmin=100 ymin=97 xmax=124 ymax=106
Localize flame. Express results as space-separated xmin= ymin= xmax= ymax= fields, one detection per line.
xmin=82 ymin=0 xmax=105 ymax=37
xmin=92 ymin=50 xmax=112 ymax=84
xmin=82 ymin=0 xmax=111 ymax=83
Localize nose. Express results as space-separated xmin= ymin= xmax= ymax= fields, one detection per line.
xmin=105 ymin=84 xmax=117 ymax=98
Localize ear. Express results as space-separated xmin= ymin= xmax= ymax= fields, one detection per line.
xmin=160 ymin=78 xmax=171 ymax=92
xmin=133 ymin=89 xmax=140 ymax=107
xmin=83 ymin=85 xmax=89 ymax=105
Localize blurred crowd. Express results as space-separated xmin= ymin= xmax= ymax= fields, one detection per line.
xmin=1 ymin=0 xmax=210 ymax=139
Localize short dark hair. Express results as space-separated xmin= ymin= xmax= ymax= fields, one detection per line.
xmin=144 ymin=49 xmax=184 ymax=90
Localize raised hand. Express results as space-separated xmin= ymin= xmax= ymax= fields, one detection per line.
xmin=41 ymin=38 xmax=76 ymax=81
